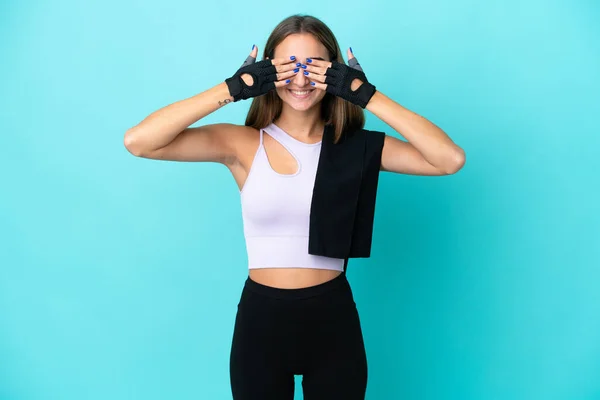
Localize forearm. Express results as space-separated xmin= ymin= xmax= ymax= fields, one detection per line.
xmin=124 ymin=82 xmax=233 ymax=152
xmin=366 ymin=90 xmax=465 ymax=170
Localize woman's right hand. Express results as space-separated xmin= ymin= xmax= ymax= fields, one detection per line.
xmin=224 ymin=45 xmax=299 ymax=102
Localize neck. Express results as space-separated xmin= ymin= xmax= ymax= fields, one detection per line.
xmin=274 ymin=103 xmax=325 ymax=141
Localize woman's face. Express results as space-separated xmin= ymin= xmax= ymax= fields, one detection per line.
xmin=272 ymin=33 xmax=329 ymax=111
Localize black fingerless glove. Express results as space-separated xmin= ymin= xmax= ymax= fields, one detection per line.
xmin=324 ymin=60 xmax=376 ymax=108
xmin=225 ymin=59 xmax=278 ymax=102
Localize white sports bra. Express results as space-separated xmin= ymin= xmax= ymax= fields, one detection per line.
xmin=239 ymin=122 xmax=345 ymax=271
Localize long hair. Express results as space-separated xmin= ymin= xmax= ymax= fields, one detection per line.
xmin=244 ymin=14 xmax=365 ymax=144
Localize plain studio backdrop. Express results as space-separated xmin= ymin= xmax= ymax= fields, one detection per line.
xmin=1 ymin=1 xmax=599 ymax=399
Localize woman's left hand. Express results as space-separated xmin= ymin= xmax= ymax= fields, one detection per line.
xmin=303 ymin=48 xmax=377 ymax=109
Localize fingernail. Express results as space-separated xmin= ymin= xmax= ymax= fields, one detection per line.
xmin=303 ymin=71 xmax=308 ymax=75
xmin=301 ymin=64 xmax=307 ymax=69
xmin=306 ymin=58 xmax=312 ymax=63
xmin=286 ymin=79 xmax=290 ymax=83
xmin=296 ymin=63 xmax=301 ymax=67
xmin=252 ymin=44 xmax=255 ymax=50
xmin=311 ymin=82 xmax=315 ymax=86
xmin=294 ymin=68 xmax=299 ymax=73
xmin=350 ymin=47 xmax=353 ymax=53
xmin=290 ymin=56 xmax=296 ymax=60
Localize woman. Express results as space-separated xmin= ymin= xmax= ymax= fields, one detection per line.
xmin=124 ymin=14 xmax=465 ymax=400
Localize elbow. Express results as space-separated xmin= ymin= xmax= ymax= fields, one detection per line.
xmin=443 ymin=147 xmax=466 ymax=175
xmin=123 ymin=129 xmax=145 ymax=157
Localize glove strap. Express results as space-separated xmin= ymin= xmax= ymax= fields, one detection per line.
xmin=355 ymin=81 xmax=376 ymax=109
xmin=225 ymin=76 xmax=243 ymax=102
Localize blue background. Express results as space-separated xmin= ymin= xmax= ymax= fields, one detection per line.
xmin=1 ymin=0 xmax=599 ymax=399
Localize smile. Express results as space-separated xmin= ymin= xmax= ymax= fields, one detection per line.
xmin=288 ymin=89 xmax=314 ymax=99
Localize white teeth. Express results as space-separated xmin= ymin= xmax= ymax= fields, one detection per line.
xmin=290 ymin=90 xmax=311 ymax=95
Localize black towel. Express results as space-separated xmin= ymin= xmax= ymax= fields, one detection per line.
xmin=308 ymin=124 xmax=385 ymax=260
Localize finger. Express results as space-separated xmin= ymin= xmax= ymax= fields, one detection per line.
xmin=240 ymin=44 xmax=258 ymax=68
xmin=347 ymin=48 xmax=363 ymax=71
xmin=264 ymin=57 xmax=300 ymax=76
xmin=308 ymin=79 xmax=327 ymax=91
xmin=268 ymin=68 xmax=298 ymax=83
xmin=240 ymin=55 xmax=256 ymax=68
xmin=262 ymin=61 xmax=298 ymax=82
xmin=302 ymin=70 xmax=326 ymax=83
xmin=274 ymin=77 xmax=294 ymax=88
xmin=269 ymin=55 xmax=298 ymax=67
xmin=303 ymin=63 xmax=327 ymax=76
xmin=323 ymin=64 xmax=341 ymax=78
xmin=277 ymin=68 xmax=300 ymax=80
xmin=348 ymin=57 xmax=363 ymax=71
xmin=305 ymin=57 xmax=332 ymax=69
xmin=274 ymin=60 xmax=302 ymax=74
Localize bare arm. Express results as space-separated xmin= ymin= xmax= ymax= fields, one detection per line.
xmin=367 ymin=90 xmax=466 ymax=175
xmin=124 ymin=45 xmax=300 ymax=165
xmin=123 ymin=82 xmax=240 ymax=164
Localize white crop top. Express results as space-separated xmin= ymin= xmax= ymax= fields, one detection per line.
xmin=239 ymin=122 xmax=345 ymax=271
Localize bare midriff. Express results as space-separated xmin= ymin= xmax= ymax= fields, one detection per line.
xmin=248 ymin=268 xmax=342 ymax=289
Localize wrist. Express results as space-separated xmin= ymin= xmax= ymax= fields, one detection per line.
xmin=216 ymin=81 xmax=235 ymax=106
xmin=364 ymin=88 xmax=380 ymax=111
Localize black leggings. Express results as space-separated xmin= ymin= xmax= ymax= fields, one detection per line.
xmin=229 ymin=272 xmax=368 ymax=399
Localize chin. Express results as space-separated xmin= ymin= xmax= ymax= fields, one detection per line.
xmin=287 ymin=101 xmax=317 ymax=111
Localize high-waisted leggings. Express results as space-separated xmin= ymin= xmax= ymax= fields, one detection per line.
xmin=229 ymin=272 xmax=368 ymax=399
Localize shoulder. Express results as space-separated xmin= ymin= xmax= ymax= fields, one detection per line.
xmin=227 ymin=123 xmax=261 ymax=149
xmin=201 ymin=122 xmax=260 ymax=148
xmin=211 ymin=122 xmax=257 ymax=137
xmin=222 ymin=123 xmax=263 ymax=167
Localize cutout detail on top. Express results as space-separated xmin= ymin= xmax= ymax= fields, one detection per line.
xmin=262 ymin=131 xmax=300 ymax=176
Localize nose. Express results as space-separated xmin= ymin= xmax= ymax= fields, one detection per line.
xmin=292 ymin=67 xmax=310 ymax=86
